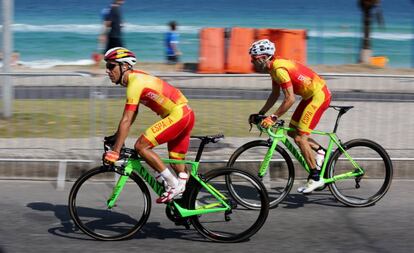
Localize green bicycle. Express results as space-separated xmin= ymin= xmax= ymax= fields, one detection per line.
xmin=227 ymin=105 xmax=393 ymax=209
xmin=68 ymin=134 xmax=269 ymax=243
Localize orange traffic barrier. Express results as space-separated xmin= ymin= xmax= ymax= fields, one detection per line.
xmin=225 ymin=27 xmax=256 ymax=73
xmin=255 ymin=28 xmax=307 ymax=64
xmin=279 ymin=29 xmax=307 ymax=64
xmin=370 ymin=56 xmax=388 ymax=67
xmin=197 ymin=28 xmax=226 ymax=73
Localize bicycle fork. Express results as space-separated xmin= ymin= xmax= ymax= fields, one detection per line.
xmin=106 ymin=164 xmax=132 ymax=209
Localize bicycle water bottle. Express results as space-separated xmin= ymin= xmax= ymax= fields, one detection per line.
xmin=315 ymin=149 xmax=325 ymax=168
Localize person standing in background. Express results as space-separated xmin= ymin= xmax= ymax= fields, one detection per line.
xmin=91 ymin=6 xmax=112 ymax=72
xmin=165 ymin=21 xmax=182 ymax=71
xmin=100 ymin=0 xmax=125 ymax=52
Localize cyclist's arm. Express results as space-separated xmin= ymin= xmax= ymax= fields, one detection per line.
xmin=259 ymin=81 xmax=280 ymax=114
xmin=267 ymin=67 xmax=296 ymax=117
xmin=113 ymin=109 xmax=138 ymax=153
xmin=112 ymin=79 xmax=142 ymax=153
xmin=272 ymin=85 xmax=295 ymax=118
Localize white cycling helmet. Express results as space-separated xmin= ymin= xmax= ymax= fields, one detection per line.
xmin=249 ymin=39 xmax=275 ymax=56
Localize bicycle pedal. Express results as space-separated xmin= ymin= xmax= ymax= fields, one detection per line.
xmin=175 ymin=219 xmax=191 ymax=229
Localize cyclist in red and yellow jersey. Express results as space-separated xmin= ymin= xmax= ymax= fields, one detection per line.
xmin=103 ymin=47 xmax=195 ymax=203
xmin=248 ymin=39 xmax=331 ymax=193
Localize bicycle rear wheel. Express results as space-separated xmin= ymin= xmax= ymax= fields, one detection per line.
xmin=327 ymin=139 xmax=393 ymax=207
xmin=227 ymin=140 xmax=294 ymax=209
xmin=187 ymin=168 xmax=269 ymax=242
xmin=68 ymin=166 xmax=151 ymax=240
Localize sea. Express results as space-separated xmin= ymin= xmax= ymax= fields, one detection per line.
xmin=3 ymin=0 xmax=414 ymax=68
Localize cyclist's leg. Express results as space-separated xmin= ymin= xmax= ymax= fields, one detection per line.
xmin=290 ymin=86 xmax=331 ymax=156
xmin=307 ymin=86 xmax=332 ymax=151
xmin=167 ymin=107 xmax=195 ymax=174
xmin=290 ymin=88 xmax=330 ymax=192
xmin=289 ymin=129 xmax=317 ymax=171
xmin=135 ymin=136 xmax=166 ymax=173
xmin=135 ymin=105 xmax=192 ymax=170
xmin=164 ymin=106 xmax=194 ymax=195
xmin=288 ymin=98 xmax=317 ymax=170
xmin=136 ymin=105 xmax=194 ymax=202
xmin=135 ymin=115 xmax=183 ymax=189
xmin=135 ymin=134 xmax=179 ymax=194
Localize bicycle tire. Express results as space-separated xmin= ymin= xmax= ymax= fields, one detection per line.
xmin=227 ymin=140 xmax=295 ymax=209
xmin=68 ymin=166 xmax=151 ymax=240
xmin=187 ymin=167 xmax=269 ymax=242
xmin=327 ymin=139 xmax=393 ymax=207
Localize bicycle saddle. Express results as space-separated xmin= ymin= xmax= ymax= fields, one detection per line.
xmin=190 ymin=134 xmax=224 ymax=144
xmin=329 ymin=105 xmax=354 ymax=113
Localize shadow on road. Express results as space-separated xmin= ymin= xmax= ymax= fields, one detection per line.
xmin=278 ymin=191 xmax=345 ymax=209
xmin=26 ymin=202 xmax=210 ymax=242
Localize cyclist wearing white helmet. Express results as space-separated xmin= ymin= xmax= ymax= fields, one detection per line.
xmin=103 ymin=47 xmax=195 ymax=203
xmin=248 ymin=39 xmax=332 ymax=193
xmin=249 ymin=39 xmax=275 ymax=73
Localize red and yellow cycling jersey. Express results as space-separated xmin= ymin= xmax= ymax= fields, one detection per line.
xmin=124 ymin=70 xmax=188 ymax=118
xmin=269 ymin=58 xmax=326 ymax=99
xmin=141 ymin=104 xmax=195 ymax=160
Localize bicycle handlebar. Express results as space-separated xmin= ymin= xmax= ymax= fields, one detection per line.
xmin=250 ymin=114 xmax=285 ymax=137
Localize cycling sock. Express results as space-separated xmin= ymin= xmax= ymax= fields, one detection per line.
xmin=160 ymin=168 xmax=178 ymax=188
xmin=309 ymin=168 xmax=320 ymax=181
xmin=154 ymin=171 xmax=163 ymax=183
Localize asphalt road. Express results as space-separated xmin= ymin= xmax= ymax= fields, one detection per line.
xmin=14 ymin=86 xmax=414 ymax=102
xmin=1 ymin=179 xmax=413 ymax=253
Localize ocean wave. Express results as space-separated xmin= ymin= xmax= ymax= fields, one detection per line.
xmin=5 ymin=23 xmax=412 ymax=41
xmin=18 ymin=59 xmax=94 ymax=69
xmin=308 ymin=30 xmax=413 ymax=41
xmin=6 ymin=23 xmax=201 ymax=34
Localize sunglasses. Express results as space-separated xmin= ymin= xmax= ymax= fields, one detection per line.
xmin=251 ymin=55 xmax=271 ymax=63
xmin=106 ymin=62 xmax=117 ymax=70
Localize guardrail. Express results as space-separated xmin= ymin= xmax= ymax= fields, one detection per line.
xmin=1 ymin=72 xmax=414 ymax=182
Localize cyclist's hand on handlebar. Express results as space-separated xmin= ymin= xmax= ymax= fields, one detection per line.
xmin=260 ymin=115 xmax=278 ymax=128
xmin=103 ymin=150 xmax=120 ymax=164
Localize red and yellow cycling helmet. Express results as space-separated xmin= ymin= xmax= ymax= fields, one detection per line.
xmin=104 ymin=47 xmax=137 ymax=66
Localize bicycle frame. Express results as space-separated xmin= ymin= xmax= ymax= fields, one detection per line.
xmin=106 ymin=157 xmax=231 ymax=217
xmin=259 ymin=126 xmax=365 ymax=184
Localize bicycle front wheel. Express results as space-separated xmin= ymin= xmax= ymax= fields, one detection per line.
xmin=227 ymin=140 xmax=295 ymax=209
xmin=187 ymin=168 xmax=269 ymax=243
xmin=327 ymin=139 xmax=393 ymax=207
xmin=68 ymin=166 xmax=151 ymax=240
